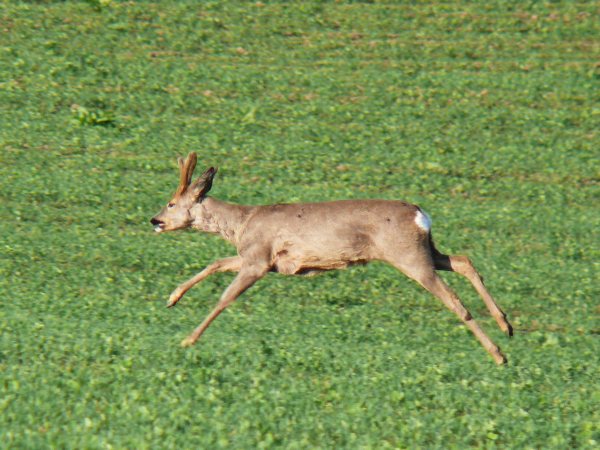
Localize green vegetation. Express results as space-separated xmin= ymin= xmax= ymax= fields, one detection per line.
xmin=1 ymin=1 xmax=598 ymax=448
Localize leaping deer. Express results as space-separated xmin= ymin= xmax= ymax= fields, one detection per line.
xmin=150 ymin=153 xmax=512 ymax=364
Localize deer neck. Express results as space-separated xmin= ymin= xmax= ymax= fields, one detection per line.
xmin=190 ymin=197 xmax=253 ymax=245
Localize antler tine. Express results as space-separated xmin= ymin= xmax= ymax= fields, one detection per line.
xmin=176 ymin=152 xmax=198 ymax=195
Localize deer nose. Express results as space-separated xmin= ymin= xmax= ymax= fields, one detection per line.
xmin=150 ymin=217 xmax=162 ymax=225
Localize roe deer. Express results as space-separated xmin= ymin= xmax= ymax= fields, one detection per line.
xmin=150 ymin=153 xmax=512 ymax=364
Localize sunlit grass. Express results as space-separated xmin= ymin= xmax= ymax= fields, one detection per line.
xmin=1 ymin=1 xmax=598 ymax=448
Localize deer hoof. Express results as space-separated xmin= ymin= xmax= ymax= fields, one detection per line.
xmin=493 ymin=350 xmax=508 ymax=365
xmin=500 ymin=320 xmax=514 ymax=337
xmin=180 ymin=336 xmax=196 ymax=347
xmin=166 ymin=292 xmax=182 ymax=308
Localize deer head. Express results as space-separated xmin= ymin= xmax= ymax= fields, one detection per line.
xmin=150 ymin=152 xmax=217 ymax=233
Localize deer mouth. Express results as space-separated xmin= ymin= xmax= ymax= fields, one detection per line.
xmin=150 ymin=218 xmax=165 ymax=233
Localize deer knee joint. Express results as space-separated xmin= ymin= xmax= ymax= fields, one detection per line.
xmin=452 ymin=300 xmax=472 ymax=321
xmin=456 ymin=256 xmax=474 ymax=272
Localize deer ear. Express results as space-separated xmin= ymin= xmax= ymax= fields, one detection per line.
xmin=191 ymin=167 xmax=217 ymax=199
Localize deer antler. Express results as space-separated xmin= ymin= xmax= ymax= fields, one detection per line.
xmin=176 ymin=152 xmax=197 ymax=196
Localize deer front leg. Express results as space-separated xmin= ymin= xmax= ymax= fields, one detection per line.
xmin=167 ymin=256 xmax=242 ymax=308
xmin=180 ymin=263 xmax=269 ymax=347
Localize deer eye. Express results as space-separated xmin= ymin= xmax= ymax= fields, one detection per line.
xmin=167 ymin=202 xmax=175 ymax=209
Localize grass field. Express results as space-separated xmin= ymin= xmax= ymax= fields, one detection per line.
xmin=1 ymin=1 xmax=599 ymax=448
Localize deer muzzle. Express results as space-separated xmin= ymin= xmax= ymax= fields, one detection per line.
xmin=150 ymin=217 xmax=165 ymax=233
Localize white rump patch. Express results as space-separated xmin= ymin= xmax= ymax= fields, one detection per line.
xmin=414 ymin=209 xmax=432 ymax=232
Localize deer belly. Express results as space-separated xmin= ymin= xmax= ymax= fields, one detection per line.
xmin=272 ymin=247 xmax=368 ymax=276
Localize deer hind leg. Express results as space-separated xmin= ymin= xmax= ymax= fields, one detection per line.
xmin=167 ymin=256 xmax=242 ymax=308
xmin=389 ymin=255 xmax=507 ymax=365
xmin=419 ymin=272 xmax=506 ymax=364
xmin=433 ymin=253 xmax=513 ymax=336
xmin=180 ymin=263 xmax=268 ymax=347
